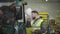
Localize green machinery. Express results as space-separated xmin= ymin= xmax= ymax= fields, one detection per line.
xmin=13 ymin=0 xmax=27 ymax=34
xmin=1 ymin=0 xmax=27 ymax=34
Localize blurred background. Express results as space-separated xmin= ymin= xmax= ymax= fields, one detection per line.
xmin=0 ymin=0 xmax=60 ymax=34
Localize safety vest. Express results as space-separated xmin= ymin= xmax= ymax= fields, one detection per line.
xmin=31 ymin=18 xmax=43 ymax=30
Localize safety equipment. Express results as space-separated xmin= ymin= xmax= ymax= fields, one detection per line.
xmin=31 ymin=18 xmax=43 ymax=30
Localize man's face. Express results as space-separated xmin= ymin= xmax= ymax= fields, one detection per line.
xmin=32 ymin=13 xmax=37 ymax=19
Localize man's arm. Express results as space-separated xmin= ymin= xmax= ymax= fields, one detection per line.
xmin=41 ymin=21 xmax=47 ymax=33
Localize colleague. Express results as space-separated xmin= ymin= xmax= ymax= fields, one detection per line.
xmin=50 ymin=19 xmax=56 ymax=34
xmin=31 ymin=11 xmax=46 ymax=34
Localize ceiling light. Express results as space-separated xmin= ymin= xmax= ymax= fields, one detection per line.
xmin=46 ymin=0 xmax=48 ymax=2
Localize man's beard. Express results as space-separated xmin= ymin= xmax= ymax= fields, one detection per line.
xmin=32 ymin=17 xmax=35 ymax=20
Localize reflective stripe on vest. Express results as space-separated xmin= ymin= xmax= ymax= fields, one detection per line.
xmin=31 ymin=19 xmax=43 ymax=30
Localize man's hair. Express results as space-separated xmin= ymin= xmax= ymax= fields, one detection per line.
xmin=32 ymin=11 xmax=38 ymax=14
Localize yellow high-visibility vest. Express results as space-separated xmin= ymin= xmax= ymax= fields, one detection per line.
xmin=31 ymin=18 xmax=43 ymax=30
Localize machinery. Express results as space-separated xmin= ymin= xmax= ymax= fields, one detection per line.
xmin=0 ymin=0 xmax=26 ymax=34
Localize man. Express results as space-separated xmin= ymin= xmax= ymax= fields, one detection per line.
xmin=50 ymin=19 xmax=56 ymax=34
xmin=31 ymin=11 xmax=46 ymax=34
xmin=26 ymin=15 xmax=31 ymax=27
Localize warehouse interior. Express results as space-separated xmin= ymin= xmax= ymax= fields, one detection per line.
xmin=0 ymin=0 xmax=60 ymax=34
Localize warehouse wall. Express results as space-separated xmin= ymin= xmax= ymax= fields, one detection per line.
xmin=0 ymin=0 xmax=60 ymax=19
xmin=25 ymin=0 xmax=60 ymax=19
xmin=0 ymin=3 xmax=13 ymax=7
